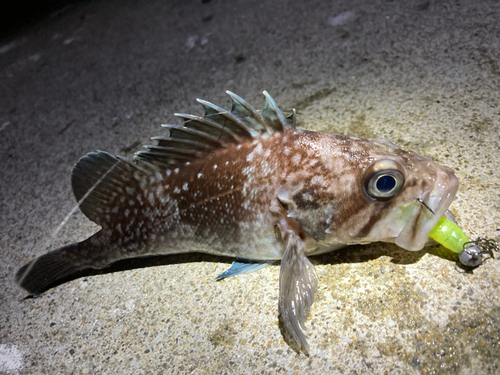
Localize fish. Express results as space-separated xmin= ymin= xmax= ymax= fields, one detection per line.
xmin=15 ymin=90 xmax=459 ymax=354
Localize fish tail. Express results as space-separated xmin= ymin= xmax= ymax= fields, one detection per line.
xmin=16 ymin=151 xmax=157 ymax=296
xmin=15 ymin=236 xmax=100 ymax=296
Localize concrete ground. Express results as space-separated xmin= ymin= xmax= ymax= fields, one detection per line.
xmin=1 ymin=0 xmax=499 ymax=373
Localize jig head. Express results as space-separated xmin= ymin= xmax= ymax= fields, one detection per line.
xmin=459 ymin=238 xmax=499 ymax=267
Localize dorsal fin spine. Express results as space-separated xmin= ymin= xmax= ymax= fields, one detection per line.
xmin=262 ymin=90 xmax=292 ymax=131
xmin=226 ymin=91 xmax=271 ymax=133
xmin=133 ymin=91 xmax=294 ymax=168
xmin=288 ymin=108 xmax=297 ymax=128
xmin=196 ymin=99 xmax=257 ymax=138
xmin=226 ymin=91 xmax=259 ymax=116
xmin=144 ymin=145 xmax=202 ymax=156
xmin=150 ymin=136 xmax=213 ymax=151
xmin=162 ymin=124 xmax=228 ymax=146
xmin=174 ymin=113 xmax=244 ymax=144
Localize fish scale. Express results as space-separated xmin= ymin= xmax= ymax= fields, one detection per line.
xmin=16 ymin=90 xmax=460 ymax=354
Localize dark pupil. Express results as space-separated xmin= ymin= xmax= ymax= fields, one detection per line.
xmin=376 ymin=175 xmax=396 ymax=193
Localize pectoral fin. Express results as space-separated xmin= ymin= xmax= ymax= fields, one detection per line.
xmin=278 ymin=218 xmax=318 ymax=355
xmin=216 ymin=259 xmax=275 ymax=280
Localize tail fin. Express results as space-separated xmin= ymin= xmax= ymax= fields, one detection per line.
xmin=17 ymin=151 xmax=155 ymax=296
xmin=15 ymin=238 xmax=96 ymax=296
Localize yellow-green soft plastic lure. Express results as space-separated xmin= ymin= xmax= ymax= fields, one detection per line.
xmin=429 ymin=216 xmax=491 ymax=267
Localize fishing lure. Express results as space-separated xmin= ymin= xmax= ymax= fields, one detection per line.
xmin=429 ymin=216 xmax=498 ymax=267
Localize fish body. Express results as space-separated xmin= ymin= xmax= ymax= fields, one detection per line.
xmin=16 ymin=91 xmax=459 ymax=353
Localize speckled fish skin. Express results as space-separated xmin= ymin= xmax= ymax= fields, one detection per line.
xmin=15 ymin=91 xmax=459 ymax=354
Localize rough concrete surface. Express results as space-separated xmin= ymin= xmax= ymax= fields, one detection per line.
xmin=1 ymin=0 xmax=500 ymax=374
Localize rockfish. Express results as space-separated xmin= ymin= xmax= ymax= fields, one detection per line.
xmin=16 ymin=91 xmax=458 ymax=354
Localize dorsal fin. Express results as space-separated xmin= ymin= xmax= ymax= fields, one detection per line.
xmin=134 ymin=91 xmax=296 ymax=168
xmin=71 ymin=151 xmax=157 ymax=226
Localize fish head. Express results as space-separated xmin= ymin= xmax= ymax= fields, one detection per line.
xmin=285 ymin=132 xmax=459 ymax=252
xmin=323 ymin=136 xmax=459 ymax=251
xmin=388 ymin=154 xmax=458 ymax=251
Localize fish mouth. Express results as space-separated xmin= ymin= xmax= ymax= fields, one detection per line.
xmin=395 ymin=166 xmax=459 ymax=251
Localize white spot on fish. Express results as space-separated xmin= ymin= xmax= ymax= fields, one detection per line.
xmin=129 ymin=200 xmax=135 ymax=206
xmin=126 ymin=187 xmax=134 ymax=195
xmin=311 ymin=175 xmax=326 ymax=186
xmin=112 ymin=206 xmax=119 ymax=213
xmin=166 ymin=170 xmax=172 ymax=176
xmin=174 ymin=168 xmax=179 ymax=174
xmin=302 ymin=193 xmax=313 ymax=201
xmin=124 ymin=209 xmax=130 ymax=217
xmin=213 ymin=164 xmax=217 ymax=169
xmin=182 ymin=183 xmax=189 ymax=191
xmin=197 ymin=173 xmax=203 ymax=178
xmin=307 ymin=148 xmax=316 ymax=157
xmin=292 ymin=154 xmax=301 ymax=165
xmin=174 ymin=187 xmax=181 ymax=194
xmin=156 ymin=185 xmax=163 ymax=196
xmin=120 ymin=196 xmax=126 ymax=203
xmin=156 ymin=172 xmax=163 ymax=181
xmin=247 ymin=142 xmax=263 ymax=161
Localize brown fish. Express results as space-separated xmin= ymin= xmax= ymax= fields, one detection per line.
xmin=16 ymin=91 xmax=458 ymax=354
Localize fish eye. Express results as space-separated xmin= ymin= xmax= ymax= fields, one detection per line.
xmin=363 ymin=160 xmax=405 ymax=200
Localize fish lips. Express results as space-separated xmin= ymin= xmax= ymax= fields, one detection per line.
xmin=395 ymin=166 xmax=459 ymax=251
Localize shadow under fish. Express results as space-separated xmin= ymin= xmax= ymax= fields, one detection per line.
xmin=16 ymin=91 xmax=463 ymax=354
